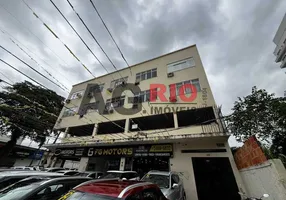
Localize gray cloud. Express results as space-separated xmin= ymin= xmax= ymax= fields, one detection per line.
xmin=0 ymin=0 xmax=285 ymax=116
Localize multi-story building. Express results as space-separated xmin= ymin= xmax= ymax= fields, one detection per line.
xmin=273 ymin=13 xmax=286 ymax=69
xmin=45 ymin=45 xmax=243 ymax=200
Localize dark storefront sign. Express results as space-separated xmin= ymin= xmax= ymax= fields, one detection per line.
xmin=55 ymin=144 xmax=173 ymax=158
xmin=6 ymin=148 xmax=44 ymax=160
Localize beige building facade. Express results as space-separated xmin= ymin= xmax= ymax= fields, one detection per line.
xmin=46 ymin=45 xmax=244 ymax=200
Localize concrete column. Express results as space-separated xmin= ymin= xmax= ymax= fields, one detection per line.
xmin=92 ymin=124 xmax=98 ymax=136
xmin=63 ymin=127 xmax=69 ymax=138
xmin=78 ymin=157 xmax=89 ymax=172
xmin=124 ymin=118 xmax=130 ymax=133
xmin=119 ymin=157 xmax=126 ymax=171
xmin=173 ymin=112 xmax=178 ymax=128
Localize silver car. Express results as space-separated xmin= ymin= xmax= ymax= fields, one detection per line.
xmin=141 ymin=171 xmax=186 ymax=200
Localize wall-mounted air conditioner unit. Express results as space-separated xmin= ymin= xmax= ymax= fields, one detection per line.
xmin=167 ymin=72 xmax=174 ymax=78
xmin=76 ymin=93 xmax=82 ymax=98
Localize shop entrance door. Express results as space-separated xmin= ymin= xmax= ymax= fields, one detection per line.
xmin=192 ymin=157 xmax=240 ymax=200
xmin=133 ymin=157 xmax=169 ymax=178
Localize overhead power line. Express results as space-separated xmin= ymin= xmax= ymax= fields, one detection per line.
xmin=0 ymin=44 xmax=66 ymax=91
xmin=89 ymin=0 xmax=132 ymax=75
xmin=0 ymin=28 xmax=69 ymax=91
xmin=66 ymin=0 xmax=124 ymax=77
xmin=64 ymin=1 xmax=162 ymax=134
xmin=0 ymin=71 xmax=14 ymax=84
xmin=0 ymin=27 xmax=72 ymax=87
xmin=22 ymin=0 xmax=96 ymax=78
xmin=0 ymin=59 xmax=47 ymax=89
xmin=0 ymin=2 xmax=70 ymax=68
xmin=50 ymin=0 xmax=111 ymax=77
xmin=0 ymin=79 xmax=13 ymax=86
xmin=64 ymin=0 xmax=146 ymax=132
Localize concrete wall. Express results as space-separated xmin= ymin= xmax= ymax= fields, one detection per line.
xmin=170 ymin=137 xmax=245 ymax=200
xmin=240 ymin=159 xmax=286 ymax=200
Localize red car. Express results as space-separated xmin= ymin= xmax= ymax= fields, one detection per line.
xmin=58 ymin=179 xmax=169 ymax=200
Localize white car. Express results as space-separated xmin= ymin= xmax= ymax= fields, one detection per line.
xmin=101 ymin=170 xmax=140 ymax=180
xmin=10 ymin=166 xmax=36 ymax=171
xmin=76 ymin=171 xmax=104 ymax=179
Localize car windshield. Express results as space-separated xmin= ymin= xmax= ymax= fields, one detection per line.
xmin=141 ymin=174 xmax=170 ymax=189
xmin=64 ymin=191 xmax=119 ymax=200
xmin=0 ymin=178 xmax=46 ymax=193
xmin=102 ymin=172 xmax=122 ymax=179
xmin=77 ymin=173 xmax=89 ymax=177
xmin=0 ymin=183 xmax=41 ymax=200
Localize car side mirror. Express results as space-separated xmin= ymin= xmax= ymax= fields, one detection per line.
xmin=97 ymin=176 xmax=101 ymax=179
xmin=172 ymin=183 xmax=179 ymax=189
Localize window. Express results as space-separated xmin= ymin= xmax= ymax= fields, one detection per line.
xmin=167 ymin=57 xmax=195 ymax=73
xmin=65 ymin=171 xmax=79 ymax=176
xmin=105 ymin=96 xmax=125 ymax=109
xmin=62 ymin=107 xmax=78 ymax=117
xmin=70 ymin=90 xmax=84 ymax=100
xmin=86 ymin=102 xmax=99 ymax=113
xmin=110 ymin=77 xmax=128 ymax=88
xmin=171 ymin=174 xmax=179 ymax=184
xmin=171 ymin=79 xmax=201 ymax=96
xmin=136 ymin=68 xmax=157 ymax=81
xmin=133 ymin=88 xmax=157 ymax=103
xmin=34 ymin=184 xmax=64 ymax=200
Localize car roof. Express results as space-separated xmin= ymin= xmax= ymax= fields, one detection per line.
xmin=146 ymin=171 xmax=173 ymax=176
xmin=40 ymin=176 xmax=91 ymax=184
xmin=107 ymin=170 xmax=137 ymax=173
xmin=0 ymin=171 xmax=65 ymax=177
xmin=81 ymin=171 xmax=103 ymax=173
xmin=46 ymin=167 xmax=64 ymax=170
xmin=75 ymin=179 xmax=153 ymax=198
xmin=17 ymin=176 xmax=91 ymax=186
xmin=57 ymin=170 xmax=78 ymax=173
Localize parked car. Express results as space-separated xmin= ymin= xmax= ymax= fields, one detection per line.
xmin=56 ymin=170 xmax=79 ymax=176
xmin=141 ymin=171 xmax=186 ymax=200
xmin=76 ymin=171 xmax=104 ymax=179
xmin=45 ymin=167 xmax=65 ymax=172
xmin=58 ymin=179 xmax=168 ymax=200
xmin=101 ymin=170 xmax=140 ymax=180
xmin=0 ymin=171 xmax=64 ymax=190
xmin=10 ymin=166 xmax=36 ymax=170
xmin=0 ymin=176 xmax=91 ymax=200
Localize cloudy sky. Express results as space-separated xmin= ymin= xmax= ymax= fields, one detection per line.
xmin=0 ymin=0 xmax=285 ymax=146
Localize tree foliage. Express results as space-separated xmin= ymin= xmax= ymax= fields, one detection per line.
xmin=0 ymin=81 xmax=64 ymax=158
xmin=227 ymin=86 xmax=286 ymax=157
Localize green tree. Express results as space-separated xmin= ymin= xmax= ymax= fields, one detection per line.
xmin=0 ymin=81 xmax=64 ymax=159
xmin=226 ymin=86 xmax=286 ymax=158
